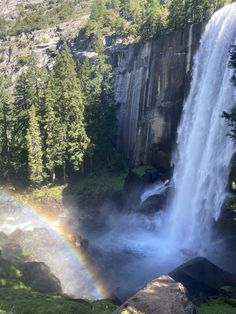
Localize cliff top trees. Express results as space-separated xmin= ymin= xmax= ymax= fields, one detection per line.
xmin=84 ymin=0 xmax=231 ymax=42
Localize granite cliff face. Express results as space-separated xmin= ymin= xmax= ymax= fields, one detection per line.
xmin=0 ymin=20 xmax=85 ymax=79
xmin=110 ymin=23 xmax=204 ymax=167
xmin=0 ymin=0 xmax=45 ymax=18
xmin=0 ymin=6 xmax=204 ymax=168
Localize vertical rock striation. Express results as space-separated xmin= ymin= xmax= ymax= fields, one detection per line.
xmin=110 ymin=23 xmax=203 ymax=166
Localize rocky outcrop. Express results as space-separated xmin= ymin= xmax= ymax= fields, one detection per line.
xmin=0 ymin=0 xmax=45 ymax=18
xmin=113 ymin=275 xmax=195 ymax=314
xmin=110 ymin=23 xmax=204 ymax=166
xmin=169 ymin=257 xmax=236 ymax=299
xmin=0 ymin=6 xmax=204 ymax=167
xmin=137 ymin=194 xmax=166 ymax=215
xmin=22 ymin=261 xmax=62 ymax=295
xmin=0 ymin=19 xmax=87 ymax=80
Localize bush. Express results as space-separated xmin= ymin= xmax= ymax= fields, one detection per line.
xmin=17 ymin=55 xmax=29 ymax=67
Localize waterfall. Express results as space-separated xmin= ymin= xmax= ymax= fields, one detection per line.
xmin=164 ymin=3 xmax=236 ymax=256
xmin=68 ymin=5 xmax=236 ymax=298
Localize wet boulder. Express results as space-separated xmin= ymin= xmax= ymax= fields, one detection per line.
xmin=114 ymin=275 xmax=195 ymax=314
xmin=22 ymin=261 xmax=62 ymax=295
xmin=169 ymin=257 xmax=236 ymax=299
xmin=137 ymin=194 xmax=166 ymax=215
xmin=123 ymin=172 xmax=144 ymax=207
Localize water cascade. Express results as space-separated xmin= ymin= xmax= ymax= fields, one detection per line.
xmin=163 ymin=3 xmax=236 ymax=256
xmin=83 ymin=5 xmax=236 ymax=298
xmin=0 ymin=4 xmax=235 ymax=302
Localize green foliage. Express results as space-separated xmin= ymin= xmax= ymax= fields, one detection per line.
xmin=0 ymin=17 xmax=7 ymax=39
xmin=43 ymin=77 xmax=65 ymax=182
xmin=78 ymin=53 xmax=117 ymax=170
xmin=221 ymin=286 xmax=236 ymax=293
xmin=0 ymin=0 xmax=231 ymax=41
xmin=197 ymin=296 xmax=236 ymax=314
xmin=44 ymin=45 xmax=89 ymax=180
xmin=0 ymin=257 xmax=117 ymax=314
xmin=26 ymin=105 xmax=44 ymax=185
xmin=0 ymin=258 xmax=22 ymax=280
xmin=0 ymin=77 xmax=14 ymax=180
xmin=84 ymin=0 xmax=230 ymax=43
xmin=30 ymin=185 xmax=65 ymax=201
xmin=8 ymin=0 xmax=92 ymax=36
xmin=224 ymin=196 xmax=236 ymax=221
xmin=17 ymin=55 xmax=29 ymax=68
xmin=0 ymin=289 xmax=117 ymax=314
xmin=230 ymin=45 xmax=236 ymax=85
xmin=66 ymin=166 xmax=128 ymax=207
xmin=223 ymin=46 xmax=236 ymax=142
xmin=132 ymin=165 xmax=156 ymax=176
xmin=139 ymin=1 xmax=169 ymax=40
xmin=12 ymin=56 xmax=47 ymax=180
xmin=168 ymin=0 xmax=229 ymax=29
xmin=0 ymin=43 xmax=117 ymax=185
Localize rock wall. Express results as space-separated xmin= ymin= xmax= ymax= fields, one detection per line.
xmin=110 ymin=23 xmax=204 ymax=166
xmin=0 ymin=12 xmax=204 ymax=168
xmin=0 ymin=0 xmax=46 ymax=18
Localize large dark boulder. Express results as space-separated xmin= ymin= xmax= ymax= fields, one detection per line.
xmin=169 ymin=257 xmax=236 ymax=299
xmin=137 ymin=194 xmax=166 ymax=215
xmin=22 ymin=262 xmax=62 ymax=295
xmin=123 ymin=171 xmax=144 ymax=207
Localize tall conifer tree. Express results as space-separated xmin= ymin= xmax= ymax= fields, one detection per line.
xmin=26 ymin=105 xmax=43 ymax=185
xmin=13 ymin=55 xmax=47 ymax=175
xmin=0 ymin=77 xmax=13 ymax=179
xmin=44 ymin=45 xmax=89 ymax=181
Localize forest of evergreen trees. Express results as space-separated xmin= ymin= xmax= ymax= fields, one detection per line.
xmin=84 ymin=0 xmax=230 ymax=42
xmin=0 ymin=45 xmax=117 ymax=186
xmin=0 ymin=0 xmax=232 ymax=187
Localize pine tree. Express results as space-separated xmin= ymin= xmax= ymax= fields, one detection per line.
xmin=0 ymin=77 xmax=13 ymax=180
xmin=13 ymin=55 xmax=47 ymax=175
xmin=84 ymin=54 xmax=117 ymax=167
xmin=139 ymin=1 xmax=169 ymax=40
xmin=43 ymin=78 xmax=66 ymax=182
xmin=26 ymin=105 xmax=44 ymax=185
xmin=78 ymin=57 xmax=92 ymax=105
xmin=44 ymin=45 xmax=89 ymax=181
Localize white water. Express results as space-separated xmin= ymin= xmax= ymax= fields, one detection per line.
xmin=140 ymin=180 xmax=170 ymax=204
xmin=161 ymin=3 xmax=236 ymax=256
xmin=0 ymin=4 xmax=235 ymax=301
xmin=82 ymin=5 xmax=236 ymax=299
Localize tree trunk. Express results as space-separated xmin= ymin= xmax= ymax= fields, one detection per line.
xmin=63 ymin=162 xmax=66 ymax=184
xmin=52 ymin=168 xmax=55 ymax=184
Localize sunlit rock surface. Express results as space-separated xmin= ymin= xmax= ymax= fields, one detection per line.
xmin=114 ymin=275 xmax=195 ymax=314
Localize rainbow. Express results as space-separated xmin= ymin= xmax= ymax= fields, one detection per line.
xmin=0 ymin=187 xmax=110 ymax=300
